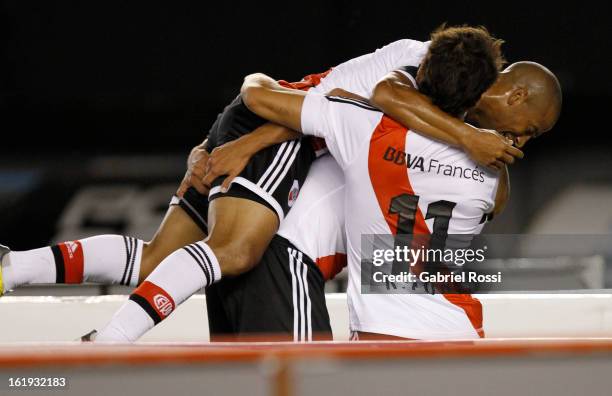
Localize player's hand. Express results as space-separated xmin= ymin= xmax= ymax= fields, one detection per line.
xmin=462 ymin=128 xmax=524 ymax=171
xmin=177 ymin=142 xmax=210 ymax=197
xmin=202 ymin=138 xmax=252 ymax=192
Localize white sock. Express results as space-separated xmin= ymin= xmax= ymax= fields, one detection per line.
xmin=96 ymin=241 xmax=221 ymax=342
xmin=94 ymin=300 xmax=154 ymax=342
xmin=1 ymin=235 xmax=142 ymax=291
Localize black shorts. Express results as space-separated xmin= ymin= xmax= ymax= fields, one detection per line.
xmin=205 ymin=235 xmax=332 ymax=341
xmin=208 ymin=137 xmax=315 ymax=220
xmin=172 ymin=95 xmax=316 ymax=230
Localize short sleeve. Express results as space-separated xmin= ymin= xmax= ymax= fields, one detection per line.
xmin=394 ymin=65 xmax=419 ymax=88
xmin=309 ymin=39 xmax=429 ymax=98
xmin=374 ymin=39 xmax=428 ymax=70
xmin=300 ymin=91 xmax=382 ymax=169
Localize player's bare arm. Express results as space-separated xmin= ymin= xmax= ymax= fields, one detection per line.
xmin=241 ymin=73 xmax=307 ymax=132
xmin=371 ymin=71 xmax=524 ymax=170
xmin=202 ymin=122 xmax=300 ymax=191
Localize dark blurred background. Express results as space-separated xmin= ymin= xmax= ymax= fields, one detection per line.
xmin=1 ymin=1 xmax=611 ymax=249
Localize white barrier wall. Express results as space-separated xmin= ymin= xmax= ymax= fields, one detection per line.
xmin=1 ymin=293 xmax=612 ymax=341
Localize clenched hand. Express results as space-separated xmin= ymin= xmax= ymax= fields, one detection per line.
xmin=463 ymin=128 xmax=524 ymax=170
xmin=176 ymin=141 xmax=210 ymax=197
xmin=202 ymin=138 xmax=251 ymax=192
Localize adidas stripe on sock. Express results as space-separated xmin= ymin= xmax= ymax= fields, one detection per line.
xmin=1 ymin=235 xmax=143 ymax=290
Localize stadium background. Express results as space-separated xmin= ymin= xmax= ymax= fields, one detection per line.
xmin=1 ymin=1 xmax=611 ymax=277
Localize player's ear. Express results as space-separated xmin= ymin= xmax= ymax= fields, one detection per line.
xmin=507 ymin=87 xmax=528 ymax=106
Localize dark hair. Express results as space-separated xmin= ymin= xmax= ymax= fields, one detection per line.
xmin=417 ymin=25 xmax=505 ymax=117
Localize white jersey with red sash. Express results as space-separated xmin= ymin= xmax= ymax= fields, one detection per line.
xmin=300 ymin=92 xmax=499 ymax=339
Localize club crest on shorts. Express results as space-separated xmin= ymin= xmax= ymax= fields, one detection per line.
xmin=154 ymin=294 xmax=174 ymax=317
xmin=288 ymin=180 xmax=300 ymax=207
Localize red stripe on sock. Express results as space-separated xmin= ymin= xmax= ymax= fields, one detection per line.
xmin=58 ymin=241 xmax=84 ymax=284
xmin=134 ymin=281 xmax=176 ymax=319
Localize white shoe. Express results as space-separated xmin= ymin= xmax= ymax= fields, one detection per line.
xmin=0 ymin=244 xmax=10 ymax=296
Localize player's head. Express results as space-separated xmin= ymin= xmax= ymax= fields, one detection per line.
xmin=417 ymin=25 xmax=505 ymax=117
xmin=468 ymin=61 xmax=563 ymax=148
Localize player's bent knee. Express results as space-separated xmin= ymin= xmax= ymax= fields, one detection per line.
xmin=210 ymin=242 xmax=262 ymax=277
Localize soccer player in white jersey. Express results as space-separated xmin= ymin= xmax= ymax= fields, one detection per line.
xmin=206 ymin=50 xmax=561 ymax=340
xmin=0 ymin=26 xmax=526 ymax=341
xmin=238 ymin=37 xmax=562 ymax=339
xmin=202 ymin=58 xmax=561 ymax=340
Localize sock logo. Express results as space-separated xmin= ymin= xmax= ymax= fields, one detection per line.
xmin=64 ymin=241 xmax=80 ymax=259
xmin=53 ymin=240 xmax=84 ymax=284
xmin=130 ymin=281 xmax=176 ymax=323
xmin=130 ymin=281 xmax=176 ymax=324
xmin=154 ymin=294 xmax=174 ymax=317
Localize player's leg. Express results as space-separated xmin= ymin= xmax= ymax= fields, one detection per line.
xmin=139 ymin=199 xmax=207 ymax=283
xmin=205 ymin=196 xmax=279 ymax=275
xmin=94 ymin=140 xmax=315 ymax=342
xmin=0 ymin=193 xmax=207 ymax=294
xmin=0 ymin=234 xmax=145 ymax=293
xmin=94 ymin=197 xmax=278 ymax=342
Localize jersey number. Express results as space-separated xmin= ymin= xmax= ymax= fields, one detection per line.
xmin=389 ymin=193 xmax=456 ymax=238
xmin=388 ymin=194 xmax=456 ymax=276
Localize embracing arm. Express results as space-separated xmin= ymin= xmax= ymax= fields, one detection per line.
xmin=201 ymin=72 xmax=308 ymax=189
xmin=201 ymin=74 xmax=307 ymax=190
xmin=237 ymin=122 xmax=300 ymax=152
xmin=371 ymin=72 xmax=523 ymax=170
xmin=202 ymin=122 xmax=300 ymax=190
xmin=241 ymin=73 xmax=307 ymax=132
